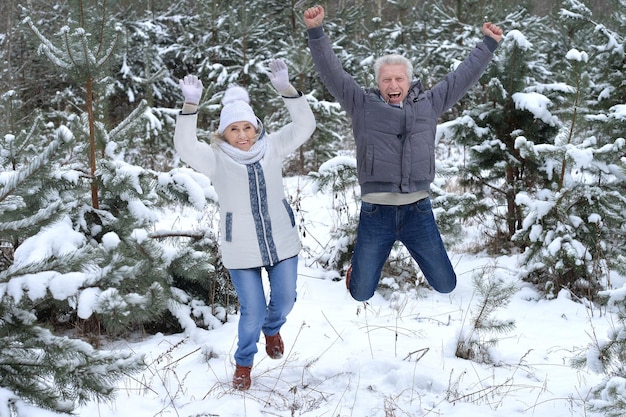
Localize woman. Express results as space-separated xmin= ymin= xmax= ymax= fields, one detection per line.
xmin=173 ymin=59 xmax=316 ymax=390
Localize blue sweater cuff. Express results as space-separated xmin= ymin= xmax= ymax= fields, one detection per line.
xmin=483 ymin=36 xmax=499 ymax=53
xmin=307 ymin=26 xmax=325 ymax=40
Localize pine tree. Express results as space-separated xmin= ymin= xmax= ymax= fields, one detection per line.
xmin=437 ymin=9 xmax=559 ymax=253
xmin=511 ymin=0 xmax=626 ymax=298
xmin=0 ymin=300 xmax=144 ymax=414
xmin=568 ymin=2 xmax=626 ymax=413
xmin=455 ymin=266 xmax=517 ymax=364
xmin=0 ymin=113 xmax=145 ymax=413
xmin=572 ymin=288 xmax=626 ymax=417
xmin=104 ymin=5 xmax=182 ymax=171
xmin=2 ymin=0 xmax=231 ymax=337
xmin=308 ymin=156 xmax=359 ymax=276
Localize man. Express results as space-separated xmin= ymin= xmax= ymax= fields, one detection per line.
xmin=303 ymin=5 xmax=503 ymax=301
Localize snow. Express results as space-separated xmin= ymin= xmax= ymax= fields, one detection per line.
xmin=77 ymin=287 xmax=102 ymax=319
xmin=12 ymin=216 xmax=85 ymax=267
xmin=102 ymin=232 xmax=121 ymax=250
xmin=2 ymin=135 xmax=622 ymax=416
xmin=5 ymin=12 xmax=625 ymax=417
xmin=512 ymin=92 xmax=558 ymax=126
xmin=505 ymin=30 xmax=532 ymax=50
xmin=3 ymin=172 xmax=613 ymax=417
xmin=609 ymin=104 xmax=626 ymax=120
xmin=73 ymin=246 xmax=610 ymax=417
xmin=159 ymin=168 xmax=217 ymax=210
xmin=566 ymin=48 xmax=589 ymax=62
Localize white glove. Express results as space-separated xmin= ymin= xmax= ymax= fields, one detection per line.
xmin=179 ymin=75 xmax=203 ymax=105
xmin=268 ymin=59 xmax=290 ymax=92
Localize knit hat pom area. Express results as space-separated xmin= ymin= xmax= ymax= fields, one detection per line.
xmin=222 ymin=86 xmax=250 ymax=105
xmin=218 ymin=86 xmax=259 ymax=134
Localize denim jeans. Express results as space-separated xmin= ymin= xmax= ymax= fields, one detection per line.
xmin=349 ymin=198 xmax=456 ymax=301
xmin=229 ymin=255 xmax=298 ymax=367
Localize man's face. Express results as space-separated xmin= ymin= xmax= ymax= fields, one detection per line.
xmin=377 ymin=64 xmax=410 ymax=105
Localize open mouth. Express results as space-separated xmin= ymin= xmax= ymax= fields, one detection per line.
xmin=388 ymin=92 xmax=401 ymax=101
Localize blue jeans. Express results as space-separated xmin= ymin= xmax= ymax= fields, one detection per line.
xmin=349 ymin=198 xmax=456 ymax=301
xmin=229 ymin=255 xmax=298 ymax=367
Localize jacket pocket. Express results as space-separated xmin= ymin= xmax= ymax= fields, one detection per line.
xmin=365 ymin=144 xmax=374 ymax=175
xmin=225 ymin=212 xmax=233 ymax=242
xmin=282 ymin=199 xmax=296 ymax=227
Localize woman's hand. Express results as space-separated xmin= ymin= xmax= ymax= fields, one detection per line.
xmin=179 ymin=75 xmax=203 ymax=105
xmin=268 ymin=59 xmax=290 ymax=92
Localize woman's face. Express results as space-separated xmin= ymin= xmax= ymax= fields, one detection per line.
xmin=223 ymin=121 xmax=257 ymax=151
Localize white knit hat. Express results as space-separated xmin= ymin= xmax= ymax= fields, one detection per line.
xmin=218 ymin=86 xmax=259 ymax=134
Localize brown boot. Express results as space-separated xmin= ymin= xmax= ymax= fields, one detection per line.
xmin=264 ymin=332 xmax=284 ymax=359
xmin=233 ymin=365 xmax=251 ymax=390
xmin=345 ymin=265 xmax=352 ymax=290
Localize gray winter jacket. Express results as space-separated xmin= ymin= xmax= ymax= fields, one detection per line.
xmin=307 ymin=26 xmax=498 ymax=196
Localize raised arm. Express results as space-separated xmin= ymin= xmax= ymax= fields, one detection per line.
xmin=429 ymin=22 xmax=504 ymax=116
xmin=304 ymin=5 xmax=365 ymax=116
xmin=265 ymin=59 xmax=316 ymax=156
xmin=173 ymin=75 xmax=217 ymax=177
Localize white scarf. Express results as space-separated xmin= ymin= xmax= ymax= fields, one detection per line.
xmin=217 ymin=127 xmax=267 ymax=165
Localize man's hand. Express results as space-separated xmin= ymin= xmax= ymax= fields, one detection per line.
xmin=303 ymin=5 xmax=325 ymax=29
xmin=179 ymin=75 xmax=203 ymax=105
xmin=482 ymin=22 xmax=503 ymax=43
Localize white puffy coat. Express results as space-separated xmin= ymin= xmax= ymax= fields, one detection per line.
xmin=173 ymin=93 xmax=315 ymax=269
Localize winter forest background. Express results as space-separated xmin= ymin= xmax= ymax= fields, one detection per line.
xmin=1 ymin=0 xmax=625 ymax=415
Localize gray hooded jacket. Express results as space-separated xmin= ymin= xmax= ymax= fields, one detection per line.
xmin=307 ymin=26 xmax=498 ymax=196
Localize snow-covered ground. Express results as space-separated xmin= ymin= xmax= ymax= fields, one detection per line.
xmin=73 ymin=174 xmax=618 ymax=417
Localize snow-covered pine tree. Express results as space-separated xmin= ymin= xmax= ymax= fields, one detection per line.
xmin=17 ymin=3 xmax=170 ymax=336
xmin=0 ymin=111 xmax=145 ymax=413
xmin=104 ymin=5 xmax=181 ymax=171
xmin=10 ymin=1 xmax=226 ymax=337
xmin=0 ymin=299 xmax=144 ymax=415
xmin=568 ymin=1 xmax=626 ymax=415
xmin=511 ymin=0 xmax=626 ymax=299
xmin=455 ymin=265 xmax=516 ymax=364
xmin=436 ymin=9 xmax=560 ymax=253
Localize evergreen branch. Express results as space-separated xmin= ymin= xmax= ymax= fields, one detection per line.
xmin=0 ymin=200 xmax=63 ymax=233
xmin=94 ymin=27 xmax=121 ymax=69
xmin=149 ymin=229 xmax=206 ymax=240
xmin=0 ymin=247 xmax=91 ymax=284
xmin=63 ymin=27 xmax=79 ymax=68
xmin=13 ymin=113 xmax=45 ymax=163
xmin=0 ymin=313 xmax=145 ymax=412
xmin=22 ymin=17 xmax=66 ymax=61
xmin=108 ymin=100 xmax=149 ymax=141
xmin=78 ymin=27 xmax=96 ymax=68
xmin=558 ymin=60 xmax=582 ymax=190
xmin=0 ymin=130 xmax=65 ymax=203
xmin=96 ymin=0 xmax=108 ymax=56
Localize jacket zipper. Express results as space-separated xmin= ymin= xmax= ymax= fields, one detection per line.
xmin=252 ymin=164 xmax=274 ymax=266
